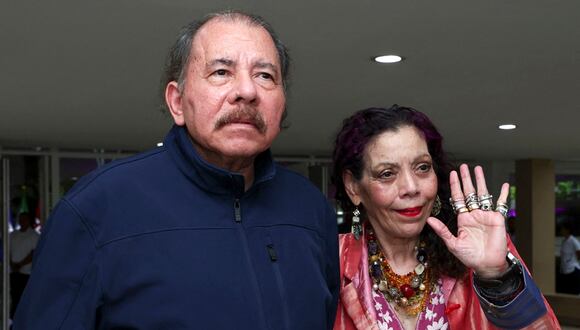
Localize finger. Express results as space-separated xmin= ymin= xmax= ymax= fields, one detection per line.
xmin=459 ymin=164 xmax=476 ymax=197
xmin=496 ymin=182 xmax=510 ymax=204
xmin=426 ymin=217 xmax=457 ymax=250
xmin=449 ymin=170 xmax=465 ymax=202
xmin=474 ymin=166 xmax=489 ymax=196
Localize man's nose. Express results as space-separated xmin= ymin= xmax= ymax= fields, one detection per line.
xmin=227 ymin=73 xmax=258 ymax=104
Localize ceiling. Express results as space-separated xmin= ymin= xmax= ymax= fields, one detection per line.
xmin=2 ymin=0 xmax=580 ymax=162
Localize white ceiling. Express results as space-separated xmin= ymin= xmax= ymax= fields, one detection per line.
xmin=2 ymin=0 xmax=580 ymax=161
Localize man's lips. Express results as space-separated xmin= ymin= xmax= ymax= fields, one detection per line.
xmin=395 ymin=207 xmax=423 ymax=217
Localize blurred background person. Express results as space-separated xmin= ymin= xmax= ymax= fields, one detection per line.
xmin=9 ymin=212 xmax=39 ymax=319
xmin=559 ymin=219 xmax=580 ymax=295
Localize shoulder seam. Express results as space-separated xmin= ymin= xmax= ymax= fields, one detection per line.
xmin=61 ymin=198 xmax=98 ymax=249
xmin=67 ymin=148 xmax=166 ymax=200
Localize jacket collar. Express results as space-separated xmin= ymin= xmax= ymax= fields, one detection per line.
xmin=164 ymin=125 xmax=276 ymax=196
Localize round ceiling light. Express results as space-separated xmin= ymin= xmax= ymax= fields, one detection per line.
xmin=374 ymin=55 xmax=402 ymax=63
xmin=498 ymin=124 xmax=517 ymax=130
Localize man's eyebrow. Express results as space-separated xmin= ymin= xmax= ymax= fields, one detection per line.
xmin=206 ymin=58 xmax=235 ymax=68
xmin=255 ymin=61 xmax=278 ymax=72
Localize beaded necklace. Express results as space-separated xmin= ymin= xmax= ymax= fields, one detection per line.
xmin=367 ymin=226 xmax=432 ymax=316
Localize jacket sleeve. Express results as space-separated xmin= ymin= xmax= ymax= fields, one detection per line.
xmin=13 ymin=199 xmax=101 ymax=330
xmin=473 ymin=237 xmax=560 ymax=329
xmin=325 ymin=203 xmax=340 ymax=330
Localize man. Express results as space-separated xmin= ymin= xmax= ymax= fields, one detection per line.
xmin=9 ymin=212 xmax=39 ymax=319
xmin=14 ymin=11 xmax=339 ymax=329
xmin=559 ymin=220 xmax=580 ymax=294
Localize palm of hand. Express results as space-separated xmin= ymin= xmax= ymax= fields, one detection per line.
xmin=448 ymin=210 xmax=507 ymax=275
xmin=426 ymin=165 xmax=511 ymax=278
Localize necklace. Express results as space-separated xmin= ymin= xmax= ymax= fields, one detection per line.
xmin=367 ymin=226 xmax=432 ymax=316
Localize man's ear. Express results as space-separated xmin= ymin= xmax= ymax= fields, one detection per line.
xmin=343 ymin=170 xmax=361 ymax=206
xmin=165 ymin=81 xmax=185 ymax=126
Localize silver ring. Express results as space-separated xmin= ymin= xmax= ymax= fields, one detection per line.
xmin=495 ymin=202 xmax=509 ymax=219
xmin=479 ymin=194 xmax=493 ymax=201
xmin=465 ymin=193 xmax=480 ymax=211
xmin=450 ymin=198 xmax=466 ymax=214
xmin=480 ymin=200 xmax=493 ymax=211
xmin=479 ymin=194 xmax=493 ymax=211
xmin=465 ymin=193 xmax=478 ymax=205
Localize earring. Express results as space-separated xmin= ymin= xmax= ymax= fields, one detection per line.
xmin=431 ymin=195 xmax=441 ymax=216
xmin=352 ymin=206 xmax=362 ymax=240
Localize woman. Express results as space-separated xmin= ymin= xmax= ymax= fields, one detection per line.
xmin=332 ymin=106 xmax=559 ymax=329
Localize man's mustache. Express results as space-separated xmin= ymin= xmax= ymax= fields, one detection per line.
xmin=215 ymin=107 xmax=267 ymax=134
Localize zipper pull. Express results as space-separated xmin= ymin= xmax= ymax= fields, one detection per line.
xmin=234 ymin=199 xmax=241 ymax=223
xmin=266 ymin=244 xmax=278 ymax=262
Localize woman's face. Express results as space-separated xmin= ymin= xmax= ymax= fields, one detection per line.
xmin=348 ymin=125 xmax=438 ymax=240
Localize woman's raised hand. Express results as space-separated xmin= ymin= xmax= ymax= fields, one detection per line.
xmin=427 ymin=164 xmax=510 ymax=278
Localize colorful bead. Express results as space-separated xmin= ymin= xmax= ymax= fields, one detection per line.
xmin=379 ymin=280 xmax=389 ymax=291
xmin=410 ymin=276 xmax=420 ymax=288
xmin=371 ymin=263 xmax=382 ymax=279
xmin=416 ymin=249 xmax=427 ymax=263
xmin=388 ymin=287 xmax=400 ymax=298
xmin=368 ymin=241 xmax=378 ymax=255
xmin=400 ymin=284 xmax=415 ymax=298
xmin=414 ymin=263 xmax=425 ymax=275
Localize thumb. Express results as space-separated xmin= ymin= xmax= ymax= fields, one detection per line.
xmin=426 ymin=217 xmax=456 ymax=250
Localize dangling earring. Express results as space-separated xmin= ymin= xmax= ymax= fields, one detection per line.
xmin=352 ymin=206 xmax=362 ymax=240
xmin=431 ymin=195 xmax=441 ymax=216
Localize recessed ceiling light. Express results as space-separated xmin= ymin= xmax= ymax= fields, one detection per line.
xmin=156 ymin=142 xmax=164 ymax=147
xmin=374 ymin=55 xmax=403 ymax=63
xmin=498 ymin=124 xmax=517 ymax=130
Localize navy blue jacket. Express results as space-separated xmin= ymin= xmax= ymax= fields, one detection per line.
xmin=15 ymin=125 xmax=340 ymax=329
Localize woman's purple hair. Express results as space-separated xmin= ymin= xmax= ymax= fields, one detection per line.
xmin=331 ymin=105 xmax=466 ymax=278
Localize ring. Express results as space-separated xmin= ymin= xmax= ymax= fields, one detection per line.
xmin=495 ymin=202 xmax=509 ymax=219
xmin=457 ymin=207 xmax=469 ymax=214
xmin=465 ymin=193 xmax=480 ymax=211
xmin=449 ymin=198 xmax=466 ymax=214
xmin=479 ymin=194 xmax=493 ymax=211
xmin=467 ymin=202 xmax=480 ymax=211
xmin=479 ymin=194 xmax=493 ymax=201
xmin=465 ymin=193 xmax=478 ymax=204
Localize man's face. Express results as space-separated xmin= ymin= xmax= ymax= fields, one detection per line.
xmin=166 ymin=19 xmax=286 ymax=163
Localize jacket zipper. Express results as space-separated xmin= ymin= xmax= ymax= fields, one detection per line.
xmin=233 ymin=198 xmax=268 ymax=330
xmin=234 ymin=198 xmax=242 ymax=223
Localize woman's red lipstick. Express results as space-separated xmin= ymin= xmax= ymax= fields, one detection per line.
xmin=396 ymin=207 xmax=422 ymax=217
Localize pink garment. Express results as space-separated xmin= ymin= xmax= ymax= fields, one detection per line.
xmin=371 ymin=278 xmax=448 ymax=330
xmin=333 ymin=233 xmax=559 ymax=330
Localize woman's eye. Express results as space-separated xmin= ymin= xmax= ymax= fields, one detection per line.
xmin=417 ymin=163 xmax=432 ymax=172
xmin=379 ymin=171 xmax=394 ymax=179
